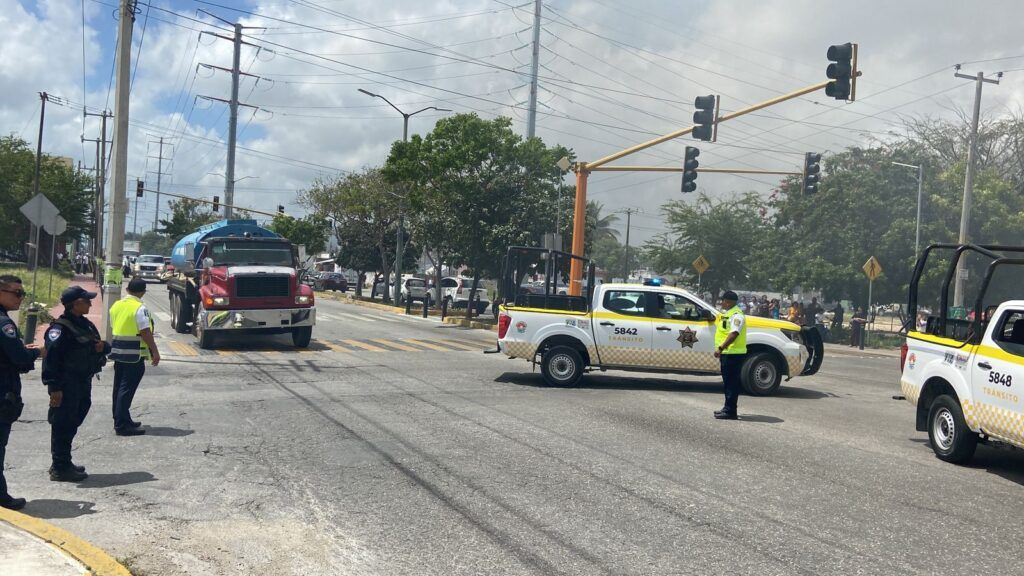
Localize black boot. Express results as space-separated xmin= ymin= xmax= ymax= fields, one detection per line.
xmin=0 ymin=496 xmax=26 ymax=510
xmin=49 ymin=466 xmax=88 ymax=482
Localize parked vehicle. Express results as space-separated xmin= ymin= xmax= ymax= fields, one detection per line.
xmin=399 ymin=277 xmax=429 ymax=304
xmin=439 ymin=276 xmax=490 ymax=313
xmin=901 ymin=243 xmax=1024 ymax=464
xmin=315 ymin=272 xmax=348 ymax=292
xmin=496 ymin=246 xmax=823 ymax=391
xmin=166 ymin=219 xmax=316 ymax=349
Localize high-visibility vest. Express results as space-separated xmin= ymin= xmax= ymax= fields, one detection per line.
xmin=714 ymin=306 xmax=748 ymax=355
xmin=104 ymin=265 xmax=123 ymax=286
xmin=109 ymin=296 xmax=151 ymax=362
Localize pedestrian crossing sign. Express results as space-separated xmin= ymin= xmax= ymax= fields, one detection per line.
xmin=862 ymin=256 xmax=882 ymax=281
xmin=692 ymin=255 xmax=710 ymax=275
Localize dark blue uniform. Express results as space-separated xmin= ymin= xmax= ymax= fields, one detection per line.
xmin=41 ymin=313 xmax=109 ymax=474
xmin=0 ymin=305 xmax=40 ymax=504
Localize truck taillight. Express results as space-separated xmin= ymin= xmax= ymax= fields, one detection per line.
xmin=498 ymin=313 xmax=511 ymax=339
xmin=900 ymin=342 xmax=908 ymax=371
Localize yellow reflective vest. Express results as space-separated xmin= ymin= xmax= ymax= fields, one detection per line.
xmin=714 ymin=306 xmax=747 ymax=354
xmin=109 ymin=296 xmax=151 ymax=362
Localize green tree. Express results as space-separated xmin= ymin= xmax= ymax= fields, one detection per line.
xmin=139 ymin=230 xmax=175 ymax=255
xmin=384 ymin=114 xmax=571 ymax=315
xmin=268 ymin=213 xmax=329 ymax=255
xmin=585 ymin=201 xmax=620 ymax=251
xmin=158 ymin=198 xmax=219 ymax=240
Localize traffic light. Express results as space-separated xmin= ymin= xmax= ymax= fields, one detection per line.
xmin=212 ymin=195 xmax=220 ymax=213
xmin=681 ymin=146 xmax=699 ymax=193
xmin=826 ymin=43 xmax=854 ymax=100
xmin=136 ymin=179 xmax=144 ymax=197
xmin=277 ymin=205 xmax=285 ymax=214
xmin=692 ymin=95 xmax=719 ymax=142
xmin=803 ymin=152 xmax=822 ymax=194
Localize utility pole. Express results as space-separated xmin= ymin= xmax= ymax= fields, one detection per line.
xmin=30 ymin=92 xmax=47 ymax=277
xmin=622 ymin=208 xmax=637 ymax=281
xmin=224 ymin=22 xmax=242 ymax=219
xmin=952 ymin=67 xmax=1000 ymax=308
xmin=526 ymin=0 xmax=542 ymax=139
xmin=83 ymin=110 xmax=110 ymax=261
xmin=154 ymin=136 xmax=164 ymax=230
xmin=103 ymin=0 xmax=136 ymax=339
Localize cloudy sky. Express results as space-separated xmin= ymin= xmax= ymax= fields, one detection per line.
xmin=3 ymin=0 xmax=1024 ymax=245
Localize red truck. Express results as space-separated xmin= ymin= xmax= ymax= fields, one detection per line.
xmin=166 ymin=219 xmax=316 ymax=349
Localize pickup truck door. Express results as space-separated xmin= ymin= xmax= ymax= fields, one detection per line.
xmin=649 ymin=292 xmax=718 ymax=373
xmin=971 ymin=308 xmax=1024 ymax=443
xmin=593 ymin=288 xmax=653 ymax=367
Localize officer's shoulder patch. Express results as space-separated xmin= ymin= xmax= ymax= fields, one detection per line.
xmin=1 ymin=322 xmax=16 ymax=338
xmin=47 ymin=326 xmax=63 ymax=342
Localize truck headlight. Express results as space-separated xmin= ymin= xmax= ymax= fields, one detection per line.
xmin=209 ymin=296 xmax=229 ymax=306
xmin=296 ymin=295 xmax=312 ymax=305
xmin=782 ymin=329 xmax=802 ymax=343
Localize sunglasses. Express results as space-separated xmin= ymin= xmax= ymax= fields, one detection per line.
xmin=0 ymin=289 xmax=26 ymax=298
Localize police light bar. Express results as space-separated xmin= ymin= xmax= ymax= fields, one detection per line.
xmin=643 ymin=278 xmax=662 ymax=286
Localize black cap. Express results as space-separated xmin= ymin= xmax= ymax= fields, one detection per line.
xmin=721 ymin=290 xmax=739 ymax=301
xmin=127 ymin=278 xmax=148 ymax=293
xmin=61 ymin=285 xmax=98 ymax=305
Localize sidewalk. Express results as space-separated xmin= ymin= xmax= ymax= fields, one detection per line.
xmin=0 ymin=518 xmax=87 ymax=576
xmin=31 ymin=274 xmax=103 ymax=345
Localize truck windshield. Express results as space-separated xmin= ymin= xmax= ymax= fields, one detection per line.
xmin=207 ymin=240 xmax=293 ymax=267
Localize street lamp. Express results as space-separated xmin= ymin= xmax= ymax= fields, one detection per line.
xmin=357 ymin=88 xmax=452 ymax=306
xmin=891 ymin=161 xmax=924 ymax=259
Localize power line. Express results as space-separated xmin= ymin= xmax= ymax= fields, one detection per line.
xmin=129 ymin=0 xmax=151 ymax=93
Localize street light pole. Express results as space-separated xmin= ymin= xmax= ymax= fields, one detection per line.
xmin=357 ymin=88 xmax=451 ymax=306
xmin=891 ymin=161 xmax=924 ymax=260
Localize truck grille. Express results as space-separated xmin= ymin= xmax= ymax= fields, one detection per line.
xmin=235 ymin=275 xmax=290 ymax=298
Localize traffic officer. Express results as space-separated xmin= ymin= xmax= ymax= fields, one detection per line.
xmin=108 ymin=278 xmax=159 ymax=435
xmin=713 ymin=290 xmax=747 ymax=420
xmin=42 ymin=286 xmax=110 ymax=482
xmin=0 ymin=275 xmax=44 ymax=509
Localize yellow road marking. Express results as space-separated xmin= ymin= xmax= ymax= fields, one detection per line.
xmin=323 ymin=341 xmax=355 ymax=353
xmin=369 ymin=338 xmax=420 ymax=352
xmin=168 ymin=341 xmax=197 ymax=356
xmin=439 ymin=339 xmax=485 ymax=351
xmin=402 ymin=338 xmax=452 ymax=351
xmin=342 ymin=339 xmax=388 ymax=352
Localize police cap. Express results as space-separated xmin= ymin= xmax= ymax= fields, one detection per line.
xmin=720 ymin=290 xmax=739 ymax=302
xmin=127 ymin=278 xmax=147 ymax=294
xmin=60 ymin=285 xmax=98 ymax=305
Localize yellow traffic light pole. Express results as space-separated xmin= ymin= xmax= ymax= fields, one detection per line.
xmin=568 ymin=79 xmax=837 ymax=295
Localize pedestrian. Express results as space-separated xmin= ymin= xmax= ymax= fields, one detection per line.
xmin=831 ymin=301 xmax=845 ymax=331
xmin=806 ymin=297 xmax=823 ymax=325
xmin=713 ymin=290 xmax=748 ymax=420
xmin=0 ymin=275 xmax=44 ymax=509
xmin=108 ymin=278 xmax=160 ymax=436
xmin=787 ymin=301 xmax=800 ymax=324
xmin=42 ymin=286 xmax=110 ymax=482
xmin=769 ymin=298 xmax=780 ymax=319
xmin=850 ymin=306 xmax=868 ymax=347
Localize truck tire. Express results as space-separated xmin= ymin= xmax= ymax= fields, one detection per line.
xmin=195 ymin=305 xmax=216 ymax=349
xmin=170 ymin=293 xmax=188 ymax=334
xmin=541 ymin=345 xmax=584 ymax=387
xmin=741 ymin=351 xmax=782 ymax=396
xmin=928 ymin=394 xmax=978 ymax=464
xmin=292 ymin=326 xmax=312 ymax=348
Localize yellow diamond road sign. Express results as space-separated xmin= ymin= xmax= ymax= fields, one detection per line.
xmin=692 ymin=255 xmax=710 ymax=275
xmin=862 ymin=256 xmax=882 ymax=281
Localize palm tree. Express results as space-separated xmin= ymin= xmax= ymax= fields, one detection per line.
xmin=586 ymin=201 xmax=620 ymax=250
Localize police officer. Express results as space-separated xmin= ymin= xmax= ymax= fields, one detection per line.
xmin=713 ymin=290 xmax=747 ymax=420
xmin=109 ymin=278 xmax=159 ymax=435
xmin=42 ymin=286 xmax=110 ymax=482
xmin=0 ymin=275 xmax=44 ymax=509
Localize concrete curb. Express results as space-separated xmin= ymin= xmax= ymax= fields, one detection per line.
xmin=0 ymin=508 xmax=131 ymax=576
xmin=441 ymin=317 xmax=498 ymax=332
xmin=823 ymin=344 xmax=900 ymax=359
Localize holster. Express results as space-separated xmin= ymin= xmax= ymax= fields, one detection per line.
xmin=0 ymin=391 xmax=24 ymax=424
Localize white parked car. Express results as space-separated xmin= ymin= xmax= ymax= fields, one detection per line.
xmin=439 ymin=276 xmax=490 ymax=314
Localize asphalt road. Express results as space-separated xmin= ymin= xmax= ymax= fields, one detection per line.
xmin=5 ymin=288 xmax=1024 ymax=575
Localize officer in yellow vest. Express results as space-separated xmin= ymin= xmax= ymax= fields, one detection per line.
xmin=713 ymin=290 xmax=747 ymax=420
xmin=108 ymin=278 xmax=160 ymax=435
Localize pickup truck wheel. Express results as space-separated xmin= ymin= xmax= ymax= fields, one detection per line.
xmin=292 ymin=326 xmax=312 ymax=348
xmin=741 ymin=352 xmax=782 ymax=396
xmin=541 ymin=346 xmax=584 ymax=387
xmin=928 ymin=394 xmax=978 ymax=464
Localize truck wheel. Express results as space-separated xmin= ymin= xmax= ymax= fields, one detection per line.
xmin=928 ymin=394 xmax=978 ymax=464
xmin=171 ymin=294 xmax=190 ymax=334
xmin=741 ymin=352 xmax=782 ymax=396
xmin=541 ymin=346 xmax=584 ymax=387
xmin=196 ymin=323 xmax=215 ymax=349
xmin=292 ymin=326 xmax=312 ymax=348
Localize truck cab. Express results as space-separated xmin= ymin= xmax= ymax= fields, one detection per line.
xmin=495 ymin=247 xmax=823 ymax=393
xmin=902 ymin=243 xmax=1024 ymax=463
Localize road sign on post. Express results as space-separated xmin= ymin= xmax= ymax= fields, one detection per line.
xmin=861 ymin=256 xmax=882 ymax=349
xmin=19 ymin=193 xmax=62 ymax=296
xmin=692 ymin=255 xmax=710 ymax=294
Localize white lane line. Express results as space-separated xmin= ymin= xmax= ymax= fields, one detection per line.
xmin=153 ymin=311 xmax=171 ymax=322
xmin=333 ymin=312 xmax=377 ymax=322
xmin=319 ymin=313 xmax=337 ymax=321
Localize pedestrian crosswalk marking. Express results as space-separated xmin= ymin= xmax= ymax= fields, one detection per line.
xmin=369 ymin=338 xmax=419 ymax=352
xmin=401 ymin=338 xmax=451 ymax=352
xmin=168 ymin=341 xmax=197 ymax=357
xmin=341 ymin=339 xmax=388 ymax=352
xmin=437 ymin=339 xmax=484 ymax=351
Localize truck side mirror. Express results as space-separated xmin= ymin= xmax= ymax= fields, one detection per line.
xmin=202 ymin=257 xmax=214 ymax=269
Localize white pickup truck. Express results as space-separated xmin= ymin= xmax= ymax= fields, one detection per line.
xmin=497 ymin=280 xmax=823 ymax=393
xmin=901 ymin=243 xmax=1024 ymax=463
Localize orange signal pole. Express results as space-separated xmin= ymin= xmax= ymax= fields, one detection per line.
xmin=569 ymin=168 xmax=589 ymax=292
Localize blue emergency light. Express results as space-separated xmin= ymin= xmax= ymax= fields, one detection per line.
xmin=643 ymin=278 xmax=662 ymax=286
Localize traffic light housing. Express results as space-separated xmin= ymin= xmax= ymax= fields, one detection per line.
xmin=136 ymin=180 xmax=144 ymax=197
xmin=212 ymin=195 xmax=220 ymax=213
xmin=277 ymin=205 xmax=285 ymax=214
xmin=826 ymin=43 xmax=856 ymax=101
xmin=692 ymin=95 xmax=719 ymax=142
xmin=682 ymin=146 xmax=699 ymax=193
xmin=803 ymin=152 xmax=822 ymax=194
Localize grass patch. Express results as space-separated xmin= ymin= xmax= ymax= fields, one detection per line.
xmin=3 ymin=266 xmax=74 ymax=332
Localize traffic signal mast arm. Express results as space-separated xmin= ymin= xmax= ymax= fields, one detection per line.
xmin=587 ymin=166 xmax=803 ymax=176
xmin=139 ymin=187 xmax=282 ymax=218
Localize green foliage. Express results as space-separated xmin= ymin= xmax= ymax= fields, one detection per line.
xmin=268 ymin=213 xmax=329 ymax=254
xmin=139 ymin=230 xmax=175 ymax=255
xmin=0 ymin=135 xmax=96 ymax=254
xmin=158 ymin=198 xmax=219 ymax=240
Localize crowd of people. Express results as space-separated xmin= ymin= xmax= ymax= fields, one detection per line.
xmin=734 ymin=294 xmax=872 ymax=347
